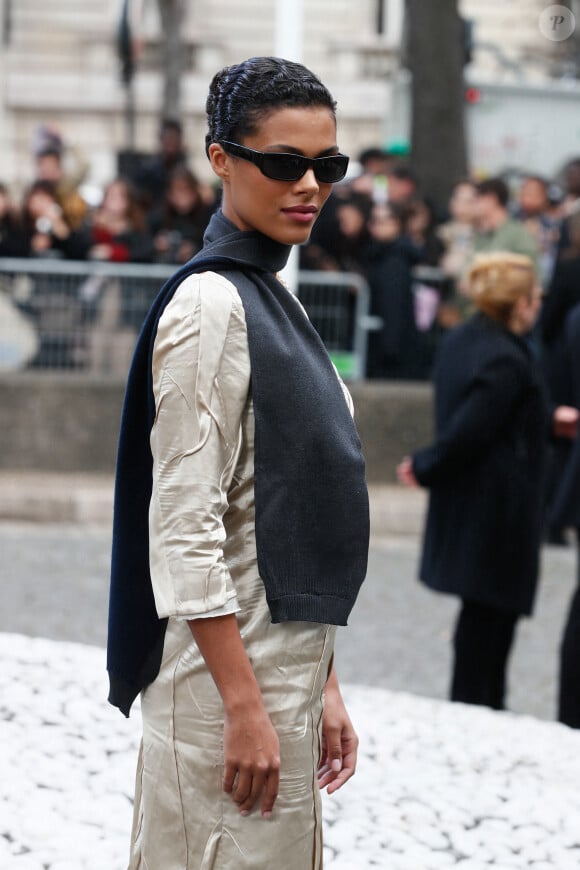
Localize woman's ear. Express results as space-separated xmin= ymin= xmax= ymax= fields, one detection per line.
xmin=208 ymin=143 xmax=230 ymax=181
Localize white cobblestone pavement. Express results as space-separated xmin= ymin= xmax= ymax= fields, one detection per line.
xmin=3 ymin=631 xmax=580 ymax=870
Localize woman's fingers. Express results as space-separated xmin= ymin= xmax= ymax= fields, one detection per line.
xmin=222 ymin=709 xmax=280 ymax=817
xmin=225 ymin=761 xmax=280 ymax=817
xmin=232 ymin=766 xmax=254 ymax=809
xmin=261 ymin=770 xmax=280 ymax=819
xmin=223 ymin=762 xmax=237 ymax=795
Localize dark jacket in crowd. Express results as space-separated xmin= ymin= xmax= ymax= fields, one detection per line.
xmin=412 ymin=313 xmax=550 ymax=616
xmin=148 ymin=201 xmax=214 ymax=264
xmin=365 ymin=236 xmax=422 ymax=379
xmin=541 ymin=255 xmax=580 ymax=403
xmin=0 ymin=214 xmax=28 ymax=257
xmin=550 ymin=303 xmax=580 ymax=530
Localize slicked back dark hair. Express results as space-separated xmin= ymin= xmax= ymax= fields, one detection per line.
xmin=205 ymin=56 xmax=336 ymax=155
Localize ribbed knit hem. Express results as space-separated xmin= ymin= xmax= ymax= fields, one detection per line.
xmin=108 ymin=674 xmax=140 ymax=718
xmin=267 ymin=593 xmax=352 ymax=626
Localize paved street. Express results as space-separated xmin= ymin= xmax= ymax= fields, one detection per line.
xmin=1 ymin=521 xmax=577 ymax=722
xmin=2 ymin=519 xmax=580 ymax=868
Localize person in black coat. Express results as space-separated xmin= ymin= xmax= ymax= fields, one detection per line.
xmin=540 ymin=211 xmax=580 ymax=543
xmin=398 ymin=252 xmax=578 ymax=710
xmin=549 ymin=302 xmax=580 ymax=727
xmin=365 ymin=202 xmax=422 ymax=379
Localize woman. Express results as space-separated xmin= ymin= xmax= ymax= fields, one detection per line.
xmin=86 ymin=177 xmax=153 ymax=264
xmin=107 ymin=57 xmax=369 ymax=869
xmin=398 ymin=252 xmax=577 ymax=711
xmin=365 ymin=201 xmax=421 ymax=379
xmin=22 ymin=180 xmax=88 ymax=260
xmin=437 ymin=179 xmax=477 ymax=328
xmin=19 ymin=181 xmax=89 ymax=367
xmin=149 ymin=165 xmax=215 ymax=264
xmin=84 ymin=177 xmax=154 ymax=330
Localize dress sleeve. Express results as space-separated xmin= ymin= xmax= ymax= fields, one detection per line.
xmin=148 ymin=271 xmax=251 ymax=619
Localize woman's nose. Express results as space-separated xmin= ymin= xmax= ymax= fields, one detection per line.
xmin=294 ymin=168 xmax=319 ymax=194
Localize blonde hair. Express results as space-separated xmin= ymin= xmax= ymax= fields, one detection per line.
xmin=467 ymin=252 xmax=535 ymax=325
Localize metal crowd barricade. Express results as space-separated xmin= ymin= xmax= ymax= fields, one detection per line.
xmin=0 ymin=258 xmax=175 ymax=374
xmin=297 ymin=270 xmax=373 ymax=381
xmin=0 ymin=258 xmax=373 ymax=380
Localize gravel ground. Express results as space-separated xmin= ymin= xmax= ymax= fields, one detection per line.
xmin=1 ymin=522 xmax=576 ymax=721
xmin=2 ymin=632 xmax=580 ymax=870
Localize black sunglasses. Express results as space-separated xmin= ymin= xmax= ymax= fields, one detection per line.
xmin=219 ymin=140 xmax=349 ymax=183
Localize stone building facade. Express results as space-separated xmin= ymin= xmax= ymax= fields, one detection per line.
xmin=0 ymin=0 xmax=575 ymax=192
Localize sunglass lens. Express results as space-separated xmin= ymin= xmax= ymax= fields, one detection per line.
xmin=262 ymin=154 xmax=304 ymax=181
xmin=317 ymin=156 xmax=349 ymax=183
xmin=261 ymin=152 xmax=349 ymax=183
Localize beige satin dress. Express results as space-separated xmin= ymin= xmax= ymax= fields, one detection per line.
xmin=128 ymin=271 xmax=346 ymax=870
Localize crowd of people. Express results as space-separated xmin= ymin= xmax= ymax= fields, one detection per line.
xmin=301 ymin=152 xmax=579 ymax=382
xmin=0 ymin=121 xmax=217 ymax=268
xmin=2 ymin=123 xmax=579 ymax=384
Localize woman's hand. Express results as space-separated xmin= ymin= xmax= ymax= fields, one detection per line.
xmin=188 ymin=613 xmax=280 ymax=819
xmin=223 ymin=702 xmax=280 ymax=819
xmin=397 ymin=456 xmax=418 ymax=487
xmin=553 ymin=405 xmax=579 ymax=440
xmin=318 ymin=668 xmax=358 ymax=794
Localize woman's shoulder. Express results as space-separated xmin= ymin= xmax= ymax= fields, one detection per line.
xmin=157 ymin=269 xmax=246 ymax=344
xmin=172 ymin=269 xmax=245 ymax=311
xmin=440 ymin=315 xmax=529 ymax=375
xmin=450 ymin=314 xmax=519 ymax=348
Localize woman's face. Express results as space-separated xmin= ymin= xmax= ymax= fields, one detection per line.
xmin=449 ymin=183 xmax=476 ymax=223
xmin=210 ymin=105 xmax=338 ymax=246
xmin=368 ymin=205 xmax=401 ymax=242
xmin=168 ymin=178 xmax=199 ymax=213
xmin=27 ymin=189 xmax=58 ymax=219
xmin=103 ymin=182 xmax=130 ymax=217
xmin=518 ymin=179 xmax=547 ymax=216
xmin=337 ymin=203 xmax=366 ymax=238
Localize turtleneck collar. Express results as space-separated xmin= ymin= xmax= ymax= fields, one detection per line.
xmin=202 ymin=209 xmax=292 ymax=275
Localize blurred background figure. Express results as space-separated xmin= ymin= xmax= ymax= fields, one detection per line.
xmin=437 ymin=179 xmax=478 ymax=328
xmin=548 ymin=302 xmax=580 ymax=728
xmin=561 ymin=158 xmax=580 ymax=220
xmin=133 ymin=118 xmax=188 ymax=210
xmin=397 ymin=252 xmax=578 ymax=711
xmin=85 ymin=177 xmax=152 ymax=264
xmin=358 ymin=146 xmax=396 ymax=179
xmin=0 ymin=183 xmax=38 ymax=370
xmin=333 ymin=194 xmax=372 ymax=274
xmin=22 ymin=180 xmax=88 ymax=260
xmin=473 ymin=178 xmax=540 ymax=276
xmin=405 ymin=197 xmax=445 ymax=267
xmin=386 ymin=164 xmax=420 ymax=207
xmin=149 ymin=166 xmax=216 ymax=264
xmin=32 ymin=124 xmax=90 ymax=231
xmin=82 ymin=176 xmax=154 ymax=335
xmin=541 ymin=210 xmax=580 ymax=544
xmin=0 ymin=183 xmax=28 ymax=257
xmin=515 ymin=175 xmax=560 ymax=287
xmin=300 ymin=192 xmax=371 ymax=274
xmin=19 ymin=181 xmax=89 ymax=368
xmin=365 ymin=202 xmax=421 ymax=380
xmin=349 ymin=146 xmax=397 ymax=203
